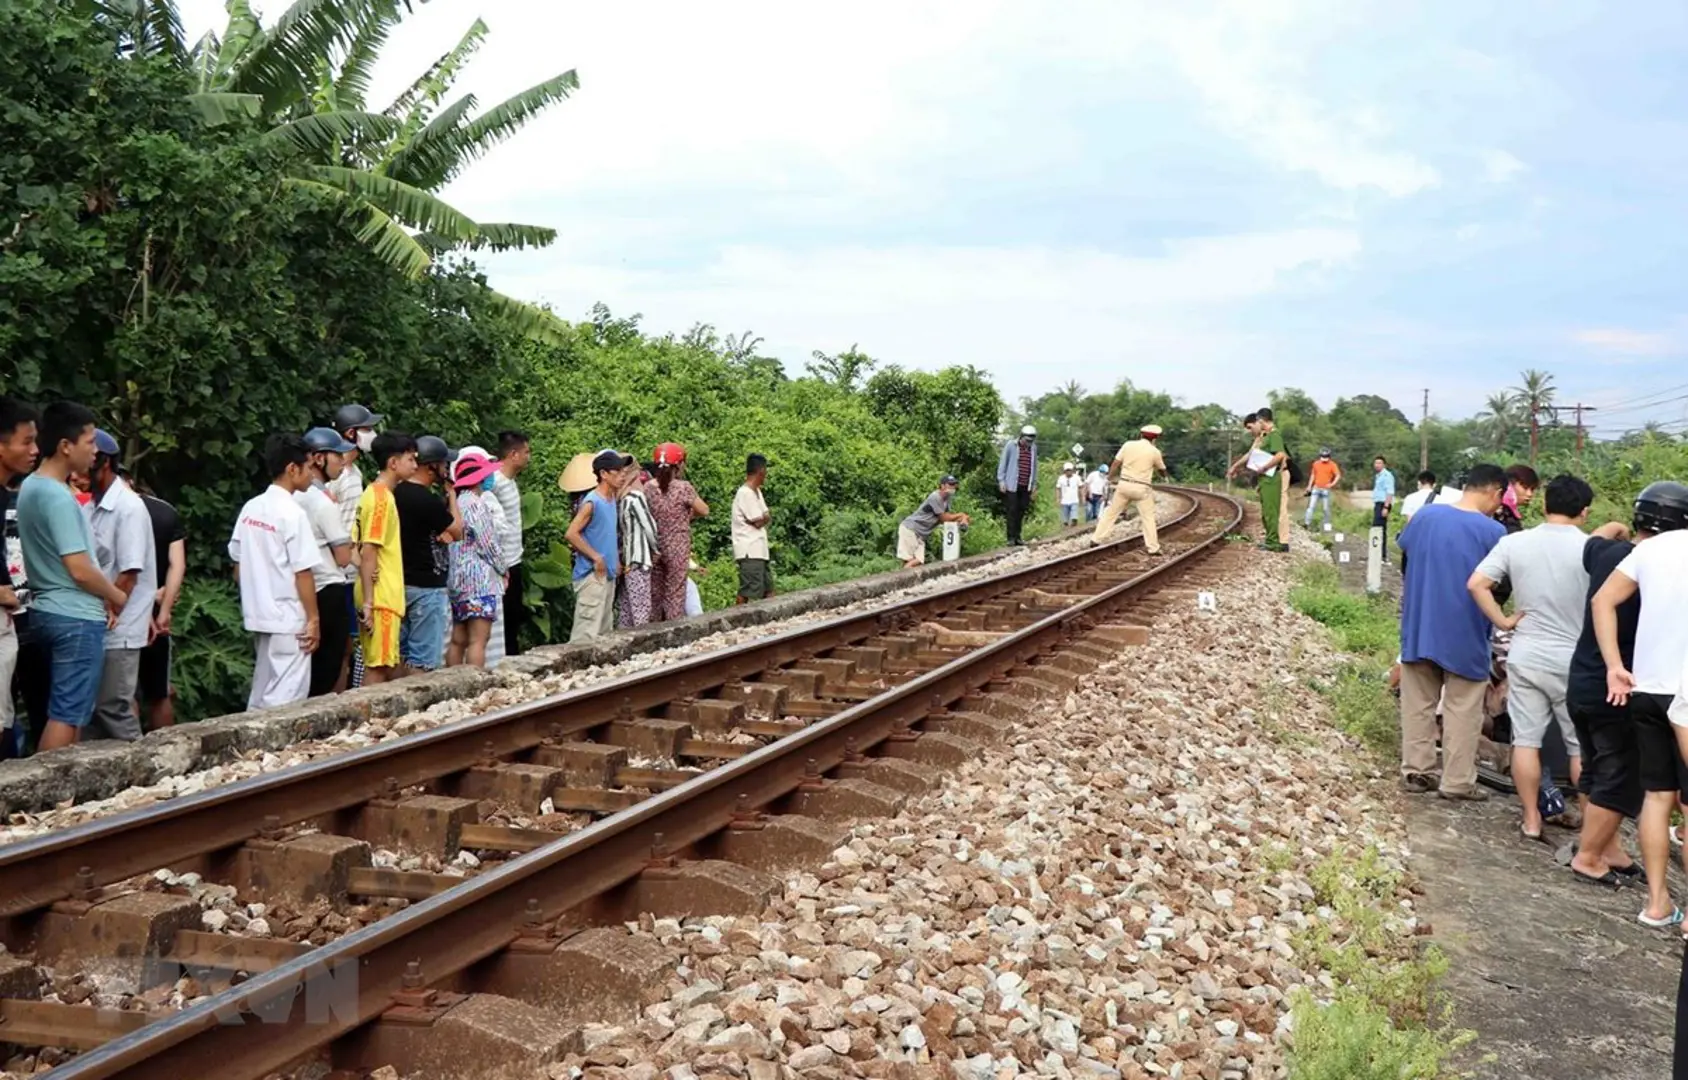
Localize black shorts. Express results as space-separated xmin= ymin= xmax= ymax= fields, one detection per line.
xmin=1631 ymin=692 xmax=1688 ymax=798
xmin=137 ymin=633 xmax=171 ymax=703
xmin=1569 ymin=698 xmax=1641 ymax=818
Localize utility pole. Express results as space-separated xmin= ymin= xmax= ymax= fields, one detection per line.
xmin=1225 ymin=427 xmax=1235 ymax=492
xmin=1572 ymin=403 xmax=1595 ymax=462
xmin=1419 ymin=388 xmax=1429 ymax=471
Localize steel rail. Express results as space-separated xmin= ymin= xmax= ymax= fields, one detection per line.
xmin=50 ymin=488 xmax=1242 ymax=1080
xmin=0 ymin=490 xmax=1206 ymax=918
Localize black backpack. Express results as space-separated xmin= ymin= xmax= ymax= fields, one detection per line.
xmin=1285 ymin=452 xmax=1305 ymax=487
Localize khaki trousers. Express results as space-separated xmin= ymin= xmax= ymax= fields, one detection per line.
xmin=570 ymin=574 xmax=616 ymax=643
xmin=1092 ymin=481 xmax=1157 ymax=552
xmin=1399 ymin=660 xmax=1487 ymax=794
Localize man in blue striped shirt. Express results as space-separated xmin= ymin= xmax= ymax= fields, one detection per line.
xmin=1372 ymin=456 xmax=1398 ymax=561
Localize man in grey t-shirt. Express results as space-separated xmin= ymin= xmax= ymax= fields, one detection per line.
xmin=898 ymin=475 xmax=970 ymax=567
xmin=1467 ymin=474 xmax=1627 ymax=840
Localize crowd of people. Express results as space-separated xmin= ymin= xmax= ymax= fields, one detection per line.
xmin=0 ymin=392 xmax=1033 ymax=756
xmin=0 ymin=398 xmax=542 ymax=748
xmin=1385 ymin=455 xmax=1688 ymax=934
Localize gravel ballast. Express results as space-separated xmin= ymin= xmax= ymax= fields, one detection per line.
xmin=536 ymin=535 xmax=1415 ymax=1080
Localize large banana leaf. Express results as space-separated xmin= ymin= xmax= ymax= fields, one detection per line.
xmin=483 ymin=291 xmax=570 ymax=346
xmin=80 ymin=0 xmax=186 ymax=58
xmin=263 ymin=110 xmax=398 ymax=156
xmin=303 ymin=165 xmax=477 ymax=242
xmin=383 ymin=17 xmax=487 ymax=129
xmin=326 ymin=1 xmax=405 ymax=111
xmin=285 ymin=178 xmax=434 ymax=279
xmin=228 ymin=0 xmax=392 ymax=116
xmin=381 ymin=92 xmax=476 ymax=182
xmin=457 ymin=222 xmax=557 ymax=252
xmin=430 ymin=70 xmax=578 ymax=186
xmin=186 ymin=92 xmax=262 ymax=126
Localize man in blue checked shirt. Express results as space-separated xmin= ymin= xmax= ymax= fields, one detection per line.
xmin=1372 ymin=455 xmax=1398 ymax=562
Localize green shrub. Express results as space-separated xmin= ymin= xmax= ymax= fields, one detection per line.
xmin=1289 ymin=563 xmax=1398 ymax=661
xmin=1289 ymin=990 xmax=1471 ymax=1080
xmin=170 ymin=579 xmax=254 ymax=721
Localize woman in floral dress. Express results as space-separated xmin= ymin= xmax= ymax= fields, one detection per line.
xmin=446 ymin=453 xmax=507 ymax=668
xmin=644 ymin=443 xmax=709 ymax=620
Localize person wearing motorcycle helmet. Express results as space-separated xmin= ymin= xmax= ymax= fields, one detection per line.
xmin=326 ymin=404 xmax=381 ymax=551
xmin=1588 ymin=480 xmax=1688 ymax=925
xmin=297 ymin=427 xmax=357 ymax=696
xmin=392 ymin=435 xmax=462 ymax=674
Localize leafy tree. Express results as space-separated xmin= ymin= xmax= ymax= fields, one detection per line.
xmin=80 ymin=0 xmax=574 ymax=339
xmin=805 ymin=346 xmax=877 ymax=390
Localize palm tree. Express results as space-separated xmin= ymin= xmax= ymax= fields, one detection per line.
xmin=1479 ymin=392 xmax=1517 ymax=452
xmin=82 ymin=0 xmax=575 ymax=341
xmin=1509 ymin=369 xmax=1557 ymax=462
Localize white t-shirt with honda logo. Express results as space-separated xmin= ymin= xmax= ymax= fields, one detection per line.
xmin=228 ymin=485 xmax=319 ymax=634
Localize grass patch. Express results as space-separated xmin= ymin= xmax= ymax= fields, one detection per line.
xmin=1289 ymin=561 xmax=1398 ymax=660
xmin=1287 ymin=847 xmax=1478 ymax=1079
xmin=1290 ymin=561 xmax=1401 ymax=756
xmin=1282 ymin=566 xmax=1480 ymax=1076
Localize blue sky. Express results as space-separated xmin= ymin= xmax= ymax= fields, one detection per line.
xmin=179 ymin=0 xmax=1688 ymax=433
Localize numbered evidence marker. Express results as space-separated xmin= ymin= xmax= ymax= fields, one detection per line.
xmin=1197 ymin=591 xmax=1217 ymax=611
xmin=1339 ymin=551 xmax=1351 ymax=563
xmin=1333 ymin=533 xmax=1345 ymax=543
xmin=1323 ymin=522 xmax=1333 ymax=532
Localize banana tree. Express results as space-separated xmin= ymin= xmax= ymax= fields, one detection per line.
xmin=80 ymin=0 xmax=575 ymax=342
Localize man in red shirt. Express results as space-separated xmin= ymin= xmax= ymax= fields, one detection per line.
xmin=1304 ymin=448 xmax=1342 ymax=530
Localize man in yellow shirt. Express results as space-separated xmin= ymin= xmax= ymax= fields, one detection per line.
xmin=355 ymin=432 xmax=417 ymax=684
xmin=1092 ymin=424 xmax=1167 ymax=553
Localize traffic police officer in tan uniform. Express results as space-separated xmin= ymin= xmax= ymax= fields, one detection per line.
xmin=1092 ymin=424 xmax=1167 ymax=553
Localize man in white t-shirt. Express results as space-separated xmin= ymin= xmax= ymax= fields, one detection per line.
xmin=732 ymin=454 xmax=772 ymax=603
xmin=1592 ymin=481 xmax=1688 ymax=928
xmin=1468 ymin=475 xmax=1623 ymax=841
xmin=1055 ymin=462 xmax=1082 ymax=527
xmin=1084 ymin=464 xmax=1107 ymax=522
xmin=1400 ymin=470 xmax=1436 ymax=521
xmin=1397 ymin=470 xmax=1439 ymax=578
xmin=229 ymin=435 xmax=322 ymax=710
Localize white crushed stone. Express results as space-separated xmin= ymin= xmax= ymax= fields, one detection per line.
xmin=541 ymin=535 xmax=1411 ymax=1079
xmin=0 ymin=505 xmax=1172 ymax=844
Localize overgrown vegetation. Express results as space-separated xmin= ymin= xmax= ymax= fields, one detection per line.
xmin=1284 ymin=564 xmax=1479 ymax=1077
xmin=1287 ymin=847 xmax=1476 ymax=1080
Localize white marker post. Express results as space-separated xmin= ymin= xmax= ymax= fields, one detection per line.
xmin=1366 ymin=525 xmax=1384 ymax=594
xmin=941 ymin=522 xmax=962 ymax=562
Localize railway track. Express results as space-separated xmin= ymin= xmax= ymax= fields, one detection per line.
xmin=0 ymin=486 xmax=1243 ymax=1080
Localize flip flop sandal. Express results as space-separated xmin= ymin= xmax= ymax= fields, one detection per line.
xmin=1611 ymin=863 xmax=1643 ymax=878
xmin=1638 ymin=906 xmax=1684 ymax=929
xmin=1572 ymin=868 xmax=1623 ymax=888
xmin=1672 ymin=826 xmax=1683 ymax=848
xmin=1521 ymin=827 xmax=1549 ymax=844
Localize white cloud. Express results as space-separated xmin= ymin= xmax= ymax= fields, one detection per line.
xmin=1481 ymin=149 xmax=1527 ymax=183
xmin=490 ymin=228 xmax=1361 ymax=403
xmin=1573 ymin=327 xmax=1677 ymax=358
xmin=1148 ymin=3 xmax=1441 ymax=197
